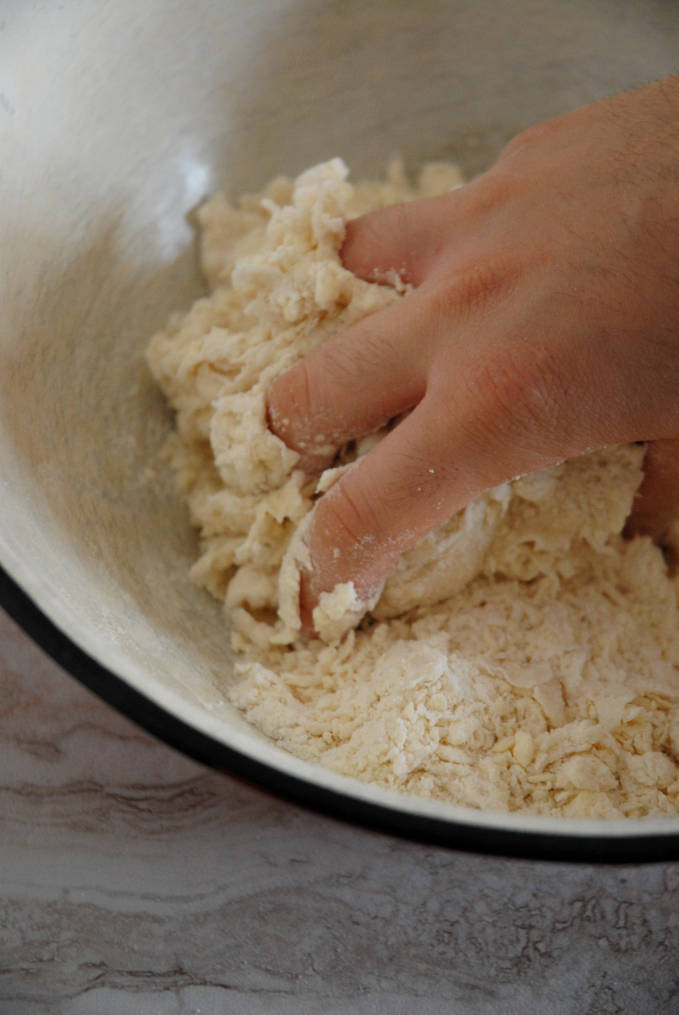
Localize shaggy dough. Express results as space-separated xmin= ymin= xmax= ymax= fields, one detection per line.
xmin=147 ymin=158 xmax=679 ymax=819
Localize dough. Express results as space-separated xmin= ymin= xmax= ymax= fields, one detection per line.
xmin=147 ymin=158 xmax=679 ymax=819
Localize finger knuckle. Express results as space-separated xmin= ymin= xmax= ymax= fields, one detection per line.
xmin=341 ymin=215 xmax=378 ymax=276
xmin=342 ymin=204 xmax=413 ymax=283
xmin=322 ymin=478 xmax=388 ymax=549
xmin=456 ymin=171 xmax=514 ymax=220
xmin=500 ymin=121 xmax=555 ymax=161
xmin=266 ymin=358 xmax=315 ymax=449
xmin=428 ymin=260 xmax=513 ymax=321
xmin=468 ymin=347 xmax=566 ymax=449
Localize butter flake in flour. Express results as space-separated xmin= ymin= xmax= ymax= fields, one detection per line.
xmin=146 ymin=157 xmax=679 ymax=819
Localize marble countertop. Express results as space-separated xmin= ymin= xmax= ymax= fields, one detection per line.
xmin=1 ymin=606 xmax=678 ymax=1015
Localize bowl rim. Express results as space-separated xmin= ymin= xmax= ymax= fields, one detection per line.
xmin=3 ymin=563 xmax=679 ymax=864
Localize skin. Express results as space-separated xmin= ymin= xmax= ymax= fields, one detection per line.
xmin=267 ymin=76 xmax=679 ymax=630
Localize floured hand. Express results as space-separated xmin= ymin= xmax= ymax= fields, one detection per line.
xmin=267 ymin=75 xmax=679 ymax=631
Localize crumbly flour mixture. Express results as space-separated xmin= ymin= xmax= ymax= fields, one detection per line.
xmin=147 ymin=158 xmax=679 ymax=819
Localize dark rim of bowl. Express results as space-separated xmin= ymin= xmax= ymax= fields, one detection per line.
xmin=2 ymin=562 xmax=679 ymax=864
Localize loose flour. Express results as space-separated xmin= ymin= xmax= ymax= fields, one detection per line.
xmin=147 ymin=157 xmax=679 ymax=819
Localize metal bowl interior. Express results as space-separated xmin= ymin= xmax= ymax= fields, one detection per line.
xmin=2 ymin=0 xmax=678 ymax=860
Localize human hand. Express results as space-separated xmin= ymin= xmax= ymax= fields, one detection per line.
xmin=267 ymin=76 xmax=679 ymax=630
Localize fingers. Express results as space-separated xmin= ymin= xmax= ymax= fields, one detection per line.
xmin=269 ymin=180 xmax=513 ymax=474
xmin=298 ymin=405 xmax=441 ymax=629
xmin=298 ymin=388 xmax=563 ymax=630
xmin=266 ymin=295 xmax=429 ymax=471
xmin=341 ymin=192 xmax=458 ymax=287
xmin=625 ymin=438 xmax=679 ymax=546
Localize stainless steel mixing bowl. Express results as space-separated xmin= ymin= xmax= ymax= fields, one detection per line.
xmin=2 ymin=0 xmax=678 ymax=860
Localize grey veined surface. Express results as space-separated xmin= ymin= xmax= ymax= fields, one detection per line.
xmin=1 ymin=0 xmax=679 ymax=858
